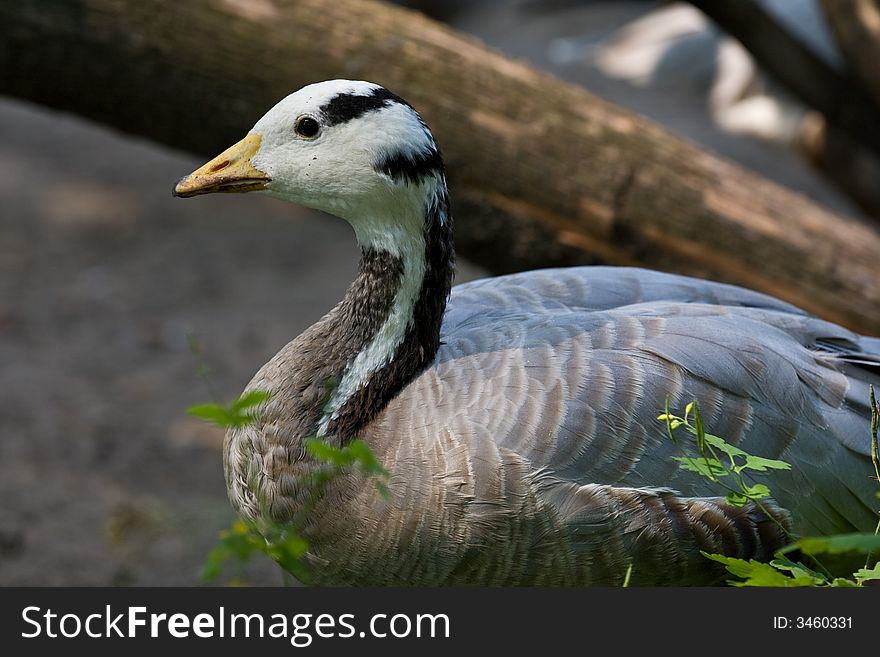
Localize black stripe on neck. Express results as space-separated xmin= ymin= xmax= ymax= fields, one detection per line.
xmin=319 ymin=87 xmax=412 ymax=127
xmin=260 ymin=247 xmax=404 ymax=455
xmin=327 ymin=187 xmax=454 ymax=441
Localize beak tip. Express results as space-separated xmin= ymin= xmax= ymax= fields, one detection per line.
xmin=172 ymin=176 xmax=192 ymax=198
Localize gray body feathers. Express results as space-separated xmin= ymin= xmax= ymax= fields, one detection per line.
xmin=226 ymin=266 xmax=878 ymax=586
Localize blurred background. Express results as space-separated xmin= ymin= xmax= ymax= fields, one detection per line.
xmin=1 ymin=0 xmax=879 ymax=585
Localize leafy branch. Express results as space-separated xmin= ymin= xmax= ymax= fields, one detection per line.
xmin=192 ymin=406 xmax=390 ymax=584
xmin=658 ymin=400 xmax=790 ymax=508
xmin=660 ymin=397 xmax=880 ymax=587
xmin=185 ymin=334 xmax=389 ymax=585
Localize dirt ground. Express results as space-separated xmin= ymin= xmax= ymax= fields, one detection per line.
xmin=0 ymin=2 xmax=862 ymax=586
xmin=0 ymin=99 xmax=335 ymax=584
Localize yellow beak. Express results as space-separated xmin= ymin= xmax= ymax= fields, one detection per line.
xmin=173 ymin=133 xmax=270 ymax=197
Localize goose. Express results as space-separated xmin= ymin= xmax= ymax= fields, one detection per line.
xmin=174 ymin=80 xmax=879 ymax=586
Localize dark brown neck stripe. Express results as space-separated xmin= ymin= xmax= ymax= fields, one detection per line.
xmin=326 ymin=186 xmax=454 ymax=441
xmin=280 ymin=247 xmax=403 ymax=443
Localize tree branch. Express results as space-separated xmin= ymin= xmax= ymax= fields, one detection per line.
xmin=688 ymin=0 xmax=880 ymax=154
xmin=2 ymin=0 xmax=880 ymax=333
xmin=821 ymin=0 xmax=880 ymax=108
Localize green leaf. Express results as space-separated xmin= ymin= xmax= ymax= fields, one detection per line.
xmin=231 ymin=390 xmax=271 ymax=412
xmin=703 ymin=433 xmax=747 ymax=460
xmin=305 ymin=438 xmax=356 ymax=467
xmin=700 ymin=550 xmax=822 ymax=587
xmin=374 ymin=480 xmax=391 ymax=499
xmin=854 ymin=563 xmax=880 ymax=584
xmin=769 ymin=555 xmax=826 ymax=581
xmin=673 ymin=456 xmax=725 ymax=478
xmin=740 ymin=483 xmax=771 ymax=500
xmin=702 ymin=552 xmax=820 ymax=587
xmin=725 ymin=491 xmax=750 ymax=507
xmin=829 ymin=577 xmax=860 ymax=587
xmin=304 ymin=438 xmax=337 ymax=461
xmin=199 ymin=520 xmax=265 ymax=582
xmin=741 ymin=454 xmax=792 ymax=472
xmin=188 ymin=390 xmax=270 ymax=429
xmin=200 ymin=518 xmax=316 ymax=584
xmin=226 ymin=390 xmax=271 ymax=427
xmin=187 ymin=403 xmax=233 ymax=426
xmin=784 ymin=533 xmax=880 ymax=556
xmin=265 ymin=534 xmax=310 ymax=567
xmin=348 ymin=440 xmax=389 ymax=476
xmin=200 ymin=546 xmax=227 ymax=581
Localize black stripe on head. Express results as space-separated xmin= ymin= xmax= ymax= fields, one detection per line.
xmin=319 ymin=86 xmax=412 ymax=127
xmin=375 ymin=147 xmax=444 ymax=185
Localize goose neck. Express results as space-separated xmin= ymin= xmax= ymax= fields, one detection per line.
xmin=317 ymin=186 xmax=453 ymax=440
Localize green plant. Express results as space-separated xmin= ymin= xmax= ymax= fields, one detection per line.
xmin=188 ymin=389 xmax=271 ymax=429
xmin=659 ymin=392 xmax=880 ymax=587
xmin=201 ymin=430 xmax=388 ymax=583
xmin=658 ymin=400 xmax=790 ymax=508
xmin=185 ymin=335 xmax=389 ymax=585
xmin=192 ymin=396 xmax=390 ymax=585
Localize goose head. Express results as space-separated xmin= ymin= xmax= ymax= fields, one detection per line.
xmin=174 ymin=80 xmax=447 ymax=253
xmin=175 ymin=80 xmax=454 ymax=445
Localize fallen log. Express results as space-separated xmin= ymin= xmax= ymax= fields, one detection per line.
xmin=2 ymin=0 xmax=879 ymax=333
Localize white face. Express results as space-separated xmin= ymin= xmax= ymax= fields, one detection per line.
xmin=249 ymin=80 xmax=441 ymax=224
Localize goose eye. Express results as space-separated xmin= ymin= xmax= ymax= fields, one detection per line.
xmin=295 ymin=116 xmax=320 ymax=139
